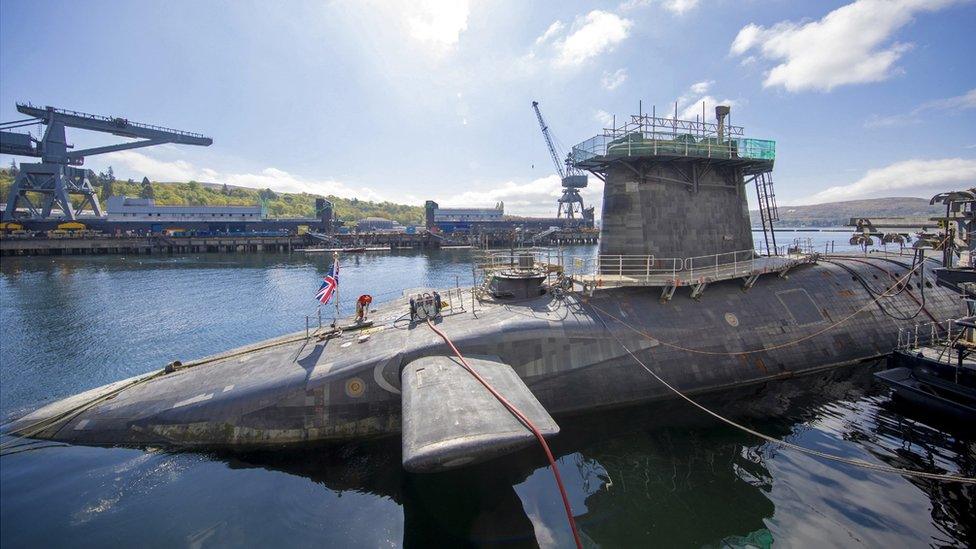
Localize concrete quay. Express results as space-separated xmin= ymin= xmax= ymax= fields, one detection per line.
xmin=0 ymin=235 xmax=304 ymax=256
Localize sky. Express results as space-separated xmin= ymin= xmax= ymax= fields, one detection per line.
xmin=1 ymin=0 xmax=974 ymax=216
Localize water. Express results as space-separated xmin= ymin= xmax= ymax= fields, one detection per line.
xmin=2 ymin=236 xmax=973 ymax=547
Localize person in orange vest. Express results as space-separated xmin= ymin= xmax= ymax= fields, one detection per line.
xmin=356 ymin=294 xmax=373 ymax=322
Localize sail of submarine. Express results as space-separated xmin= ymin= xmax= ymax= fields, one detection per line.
xmin=3 ymin=106 xmax=964 ymax=472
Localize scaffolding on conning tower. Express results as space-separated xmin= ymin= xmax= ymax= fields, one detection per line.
xmin=565 ymin=103 xmax=787 ymax=292
xmin=569 ymin=105 xmax=775 ymax=173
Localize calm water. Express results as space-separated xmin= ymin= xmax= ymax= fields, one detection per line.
xmin=2 ymin=233 xmax=973 ymax=547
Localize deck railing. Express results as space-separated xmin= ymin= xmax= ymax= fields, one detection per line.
xmin=570 ymin=133 xmax=775 ymax=165
xmin=477 ymin=247 xmax=565 ymax=273
xmin=569 ymin=246 xmax=816 ymax=289
xmin=896 ymin=319 xmax=960 ymax=350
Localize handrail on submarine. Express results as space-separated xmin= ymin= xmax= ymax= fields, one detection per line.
xmin=569 ymin=246 xmax=818 ymax=290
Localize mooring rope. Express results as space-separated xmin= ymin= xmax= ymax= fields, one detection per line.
xmin=588 ymin=304 xmax=976 ymax=484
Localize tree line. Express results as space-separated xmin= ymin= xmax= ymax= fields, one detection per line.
xmin=0 ymin=165 xmax=424 ymax=225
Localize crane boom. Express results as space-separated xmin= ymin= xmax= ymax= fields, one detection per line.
xmin=2 ymin=102 xmax=212 ymax=220
xmin=531 ymin=101 xmax=565 ymax=179
xmin=530 ymin=100 xmax=588 ymax=219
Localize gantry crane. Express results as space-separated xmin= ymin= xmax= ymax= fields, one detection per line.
xmin=531 ymin=101 xmax=587 ymax=219
xmin=1 ymin=103 xmax=212 ymax=220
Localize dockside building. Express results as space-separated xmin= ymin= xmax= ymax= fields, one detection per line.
xmin=106 ymin=196 xmax=264 ymax=222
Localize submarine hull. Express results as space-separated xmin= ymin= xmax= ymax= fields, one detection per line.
xmin=4 ymin=256 xmax=964 ymax=449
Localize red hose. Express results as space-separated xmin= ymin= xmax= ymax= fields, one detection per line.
xmin=425 ymin=319 xmax=583 ymax=549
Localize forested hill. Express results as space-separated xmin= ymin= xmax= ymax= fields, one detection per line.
xmin=751 ymin=197 xmax=943 ymax=227
xmin=1 ymin=166 xmax=944 ymax=228
xmin=0 ymin=168 xmax=425 ymax=226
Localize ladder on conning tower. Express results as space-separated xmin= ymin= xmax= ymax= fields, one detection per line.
xmin=755 ymin=172 xmax=779 ymax=256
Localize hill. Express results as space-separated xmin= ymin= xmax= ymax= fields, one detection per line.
xmin=0 ymin=169 xmax=424 ymax=226
xmin=751 ymin=197 xmax=942 ymax=227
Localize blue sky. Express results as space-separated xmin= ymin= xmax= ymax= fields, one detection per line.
xmin=1 ymin=0 xmax=974 ymax=216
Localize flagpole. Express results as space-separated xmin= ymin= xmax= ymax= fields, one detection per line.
xmin=333 ymin=251 xmax=340 ymax=324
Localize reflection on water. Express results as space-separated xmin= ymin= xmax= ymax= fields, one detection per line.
xmin=1 ymin=247 xmax=974 ymax=547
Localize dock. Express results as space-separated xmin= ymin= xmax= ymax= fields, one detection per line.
xmin=0 ymin=234 xmax=304 ymax=256
xmin=0 ymin=228 xmax=600 ymax=256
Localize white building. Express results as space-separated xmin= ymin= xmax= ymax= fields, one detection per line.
xmin=433 ymin=205 xmax=504 ymax=223
xmin=105 ymin=196 xmax=264 ymax=222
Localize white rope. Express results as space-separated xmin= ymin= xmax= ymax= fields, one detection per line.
xmin=590 ymin=306 xmax=976 ymax=484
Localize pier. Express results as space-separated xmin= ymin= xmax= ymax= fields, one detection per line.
xmin=0 ymin=234 xmax=304 ymax=256
xmin=1 ymin=228 xmax=601 ymax=256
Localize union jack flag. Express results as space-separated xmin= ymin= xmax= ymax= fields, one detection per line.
xmin=316 ymin=261 xmax=339 ymax=305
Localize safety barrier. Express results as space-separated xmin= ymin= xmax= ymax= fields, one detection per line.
xmin=477 ymin=248 xmax=565 ymax=273
xmin=896 ymin=318 xmax=960 ymax=350
xmin=569 ymin=247 xmax=817 ymax=290
xmin=575 ymin=249 xmax=764 ymax=280
xmin=571 ymin=132 xmax=775 ymax=164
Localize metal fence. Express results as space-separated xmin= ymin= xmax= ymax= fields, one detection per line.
xmin=568 ymin=244 xmax=816 ymax=288
xmin=571 ymin=133 xmax=775 ymax=164
xmin=476 ymin=248 xmax=565 ymax=273
xmin=896 ymin=319 xmax=960 ymax=350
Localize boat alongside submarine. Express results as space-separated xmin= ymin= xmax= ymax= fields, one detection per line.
xmin=3 ymin=106 xmax=967 ymax=472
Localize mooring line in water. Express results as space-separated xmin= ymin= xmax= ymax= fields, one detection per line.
xmin=424 ymin=318 xmax=584 ymax=549
xmin=587 ymin=258 xmax=929 ymax=358
xmin=589 ymin=306 xmax=976 ymax=484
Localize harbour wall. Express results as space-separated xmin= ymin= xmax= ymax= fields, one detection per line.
xmin=0 ymin=229 xmax=599 ymax=256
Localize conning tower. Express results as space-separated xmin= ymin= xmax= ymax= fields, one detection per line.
xmin=571 ymin=106 xmax=776 ymax=264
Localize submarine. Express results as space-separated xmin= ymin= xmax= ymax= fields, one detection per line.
xmin=3 ymin=106 xmax=966 ymax=472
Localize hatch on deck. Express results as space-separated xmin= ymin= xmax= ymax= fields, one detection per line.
xmin=401 ymin=355 xmax=559 ymax=473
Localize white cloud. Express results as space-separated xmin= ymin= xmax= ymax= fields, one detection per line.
xmin=434 ymin=174 xmax=604 ymax=217
xmin=535 ymin=21 xmax=564 ymax=45
xmin=730 ymin=0 xmax=962 ymax=92
xmin=802 ymin=158 xmax=976 ymax=203
xmin=620 ymin=0 xmax=700 ymax=15
xmin=866 ymin=88 xmax=976 ymax=128
xmin=592 ymin=80 xmax=735 ymax=126
xmin=601 ymin=68 xmax=628 ymax=90
xmin=103 ymin=151 xmax=387 ymax=202
xmin=525 ymin=11 xmax=632 ymax=73
xmin=594 ymin=109 xmax=615 ymax=127
xmin=405 ymin=0 xmax=470 ymax=52
xmin=688 ymin=80 xmax=711 ymax=94
xmin=551 ymin=11 xmax=633 ymax=68
xmin=673 ymin=80 xmax=735 ymax=121
xmin=100 ymin=151 xmax=202 ymax=183
xmin=663 ymin=0 xmax=700 ymax=14
xmin=678 ymin=96 xmax=736 ymax=120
